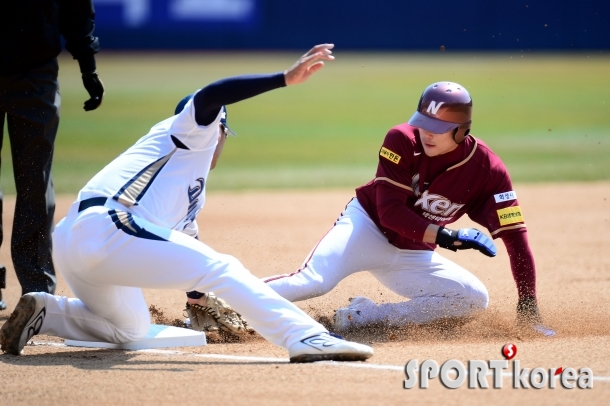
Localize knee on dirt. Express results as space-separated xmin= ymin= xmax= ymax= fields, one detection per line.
xmin=456 ymin=282 xmax=489 ymax=316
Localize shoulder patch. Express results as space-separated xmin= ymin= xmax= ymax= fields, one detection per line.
xmin=380 ymin=147 xmax=401 ymax=164
xmin=497 ymin=206 xmax=524 ymax=226
xmin=494 ymin=191 xmax=517 ymax=203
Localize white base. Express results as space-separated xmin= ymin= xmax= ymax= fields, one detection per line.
xmin=64 ymin=324 xmax=207 ymax=350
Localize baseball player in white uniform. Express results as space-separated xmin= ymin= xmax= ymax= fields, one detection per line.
xmin=0 ymin=44 xmax=374 ymax=363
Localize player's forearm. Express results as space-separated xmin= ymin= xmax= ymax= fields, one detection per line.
xmin=501 ymin=230 xmax=537 ymax=300
xmin=423 ymin=224 xmax=441 ymax=244
xmin=375 ymin=183 xmax=430 ymax=241
xmin=193 ymin=73 xmax=286 ymax=126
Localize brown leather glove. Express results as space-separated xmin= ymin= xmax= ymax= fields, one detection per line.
xmin=185 ymin=293 xmax=252 ymax=334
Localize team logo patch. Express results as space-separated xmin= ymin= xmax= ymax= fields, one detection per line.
xmin=380 ymin=147 xmax=401 ymax=164
xmin=414 ymin=190 xmax=464 ymax=221
xmin=497 ymin=206 xmax=524 ymax=226
xmin=494 ymin=190 xmax=517 ymax=203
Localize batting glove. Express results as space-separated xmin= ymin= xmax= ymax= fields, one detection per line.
xmin=436 ymin=227 xmax=497 ymax=257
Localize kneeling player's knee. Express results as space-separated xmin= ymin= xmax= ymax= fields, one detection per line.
xmin=464 ymin=284 xmax=489 ymax=313
xmin=114 ymin=319 xmax=150 ymax=343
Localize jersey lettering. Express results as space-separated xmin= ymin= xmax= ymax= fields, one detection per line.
xmin=414 ymin=190 xmax=465 ymax=217
xmin=497 ymin=206 xmax=524 ymax=226
xmin=426 ymin=101 xmax=444 ymax=115
xmin=410 ymin=173 xmax=429 ymax=198
xmin=414 ymin=190 xmax=442 ymax=211
xmin=443 ymin=202 xmax=463 ymax=217
xmin=429 ymin=199 xmax=450 ymax=214
xmin=380 ymin=147 xmax=401 ymax=164
xmin=186 ymin=177 xmax=205 ymax=223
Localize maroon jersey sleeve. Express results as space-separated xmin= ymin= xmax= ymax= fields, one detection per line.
xmin=376 ymin=182 xmax=431 ymax=241
xmin=374 ymin=126 xmax=417 ymax=192
xmin=467 ymin=148 xmax=526 ymax=239
xmin=372 ymin=126 xmax=430 ymax=242
xmin=501 ymin=231 xmax=537 ymax=300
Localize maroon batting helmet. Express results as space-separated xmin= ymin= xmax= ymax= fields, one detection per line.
xmin=408 ymin=82 xmax=472 ymax=143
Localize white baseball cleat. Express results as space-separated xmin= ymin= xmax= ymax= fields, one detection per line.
xmin=288 ymin=332 xmax=373 ymax=363
xmin=333 ymin=296 xmax=376 ymax=332
xmin=0 ymin=293 xmax=47 ymax=355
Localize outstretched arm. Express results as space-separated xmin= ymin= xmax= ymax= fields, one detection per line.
xmin=501 ymin=231 xmax=554 ymax=335
xmin=283 ymin=43 xmax=335 ymax=85
xmin=501 ymin=232 xmax=539 ymax=319
xmin=184 ymin=44 xmax=335 ymax=307
xmin=502 ymin=231 xmax=536 ymax=300
xmin=193 ymin=44 xmax=335 ymax=126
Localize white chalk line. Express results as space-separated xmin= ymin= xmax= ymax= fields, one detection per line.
xmin=30 ymin=341 xmax=610 ymax=382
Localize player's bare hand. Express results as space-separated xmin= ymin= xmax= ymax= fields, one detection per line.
xmin=516 ymin=297 xmax=555 ymax=336
xmin=516 ymin=296 xmax=542 ymax=325
xmin=284 ymin=44 xmax=335 ymax=86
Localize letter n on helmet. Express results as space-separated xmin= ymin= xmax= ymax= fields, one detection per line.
xmin=408 ymin=82 xmax=473 ymax=143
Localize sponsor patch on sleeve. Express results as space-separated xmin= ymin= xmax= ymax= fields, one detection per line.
xmin=380 ymin=147 xmax=401 ymax=164
xmin=494 ymin=190 xmax=518 ymax=203
xmin=497 ymin=206 xmax=524 ymax=226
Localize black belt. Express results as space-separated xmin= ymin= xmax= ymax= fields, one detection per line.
xmin=78 ymin=197 xmax=108 ymax=212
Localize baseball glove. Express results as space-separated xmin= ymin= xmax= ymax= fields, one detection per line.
xmin=184 ymin=293 xmax=252 ymax=335
xmin=185 ymin=302 xmax=219 ymax=332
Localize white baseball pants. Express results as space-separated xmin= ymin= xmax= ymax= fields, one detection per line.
xmin=44 ymin=200 xmax=326 ymax=349
xmin=265 ymin=198 xmax=489 ymax=326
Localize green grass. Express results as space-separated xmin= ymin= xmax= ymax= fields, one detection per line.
xmin=2 ymin=51 xmax=609 ymax=194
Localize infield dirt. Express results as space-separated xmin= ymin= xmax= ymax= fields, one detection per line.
xmin=1 ymin=183 xmax=609 ymax=405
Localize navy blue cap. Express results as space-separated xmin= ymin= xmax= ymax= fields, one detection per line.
xmin=219 ymin=106 xmax=237 ymax=137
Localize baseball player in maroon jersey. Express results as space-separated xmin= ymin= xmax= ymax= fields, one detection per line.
xmin=264 ymin=82 xmax=555 ymax=336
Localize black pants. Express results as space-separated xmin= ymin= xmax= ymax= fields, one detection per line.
xmin=0 ymin=58 xmax=58 ymax=295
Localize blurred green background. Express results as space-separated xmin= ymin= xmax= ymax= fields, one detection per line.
xmin=2 ymin=52 xmax=609 ymax=194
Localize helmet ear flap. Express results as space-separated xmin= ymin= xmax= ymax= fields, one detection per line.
xmin=452 ymin=127 xmax=459 ymax=139
xmin=453 ymin=123 xmax=471 ymax=144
